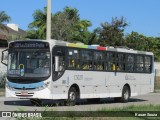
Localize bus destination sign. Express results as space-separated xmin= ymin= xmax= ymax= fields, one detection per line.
xmin=9 ymin=42 xmax=49 ymax=49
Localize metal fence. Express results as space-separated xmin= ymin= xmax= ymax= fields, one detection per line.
xmin=155 ymin=69 xmax=160 ymax=91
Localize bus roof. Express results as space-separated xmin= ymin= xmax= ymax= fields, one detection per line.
xmin=52 ymin=39 xmax=153 ymax=56
xmin=9 ymin=39 xmax=154 ymax=56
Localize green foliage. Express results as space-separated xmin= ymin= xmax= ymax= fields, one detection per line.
xmin=0 ymin=72 xmax=6 ymax=88
xmin=27 ymin=6 xmax=92 ymax=43
xmin=0 ymin=10 xmax=11 ymax=31
xmin=125 ymin=32 xmax=160 ymax=61
xmin=99 ymin=104 xmax=160 ymax=111
xmin=51 ymin=6 xmax=92 ymax=44
xmin=27 ymin=7 xmax=160 ymax=61
xmin=97 ymin=17 xmax=128 ymax=46
xmin=27 ymin=7 xmax=47 ymax=39
xmin=51 ymin=7 xmax=79 ymax=40
xmin=125 ymin=32 xmax=147 ymax=50
xmin=26 ymin=30 xmax=39 ymax=39
xmin=0 ymin=11 xmax=11 ymax=23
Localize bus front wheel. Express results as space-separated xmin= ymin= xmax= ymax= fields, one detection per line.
xmin=65 ymin=87 xmax=77 ymax=106
xmin=121 ymin=86 xmax=130 ymax=103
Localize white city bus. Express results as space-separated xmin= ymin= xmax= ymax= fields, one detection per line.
xmin=1 ymin=39 xmax=154 ymax=106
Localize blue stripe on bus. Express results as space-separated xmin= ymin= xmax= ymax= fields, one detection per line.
xmin=88 ymin=45 xmax=97 ymax=49
xmin=8 ymin=81 xmax=44 ymax=89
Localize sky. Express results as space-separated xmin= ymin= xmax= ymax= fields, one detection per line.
xmin=1 ymin=0 xmax=160 ymax=37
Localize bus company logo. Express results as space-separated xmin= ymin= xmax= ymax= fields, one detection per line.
xmin=2 ymin=112 xmax=12 ymax=117
xmin=125 ymin=75 xmax=129 ymax=80
xmin=125 ymin=75 xmax=136 ymax=80
xmin=74 ymin=75 xmax=83 ymax=80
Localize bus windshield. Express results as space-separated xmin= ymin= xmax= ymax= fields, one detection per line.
xmin=7 ymin=49 xmax=51 ymax=78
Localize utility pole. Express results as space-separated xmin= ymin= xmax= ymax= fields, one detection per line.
xmin=46 ymin=0 xmax=51 ymax=40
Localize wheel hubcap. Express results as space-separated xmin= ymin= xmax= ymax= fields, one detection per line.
xmin=124 ymin=90 xmax=129 ymax=100
xmin=70 ymin=92 xmax=76 ymax=101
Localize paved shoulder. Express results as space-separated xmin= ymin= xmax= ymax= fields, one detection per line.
xmin=0 ymin=93 xmax=160 ymax=111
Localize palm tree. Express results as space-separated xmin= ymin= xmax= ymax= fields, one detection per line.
xmin=28 ymin=7 xmax=47 ymax=39
xmin=0 ymin=11 xmax=11 ymax=30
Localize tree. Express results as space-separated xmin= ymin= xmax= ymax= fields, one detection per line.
xmin=125 ymin=32 xmax=147 ymax=51
xmin=51 ymin=7 xmax=92 ymax=44
xmin=28 ymin=7 xmax=47 ymax=39
xmin=27 ymin=6 xmax=92 ymax=42
xmin=26 ymin=30 xmax=39 ymax=39
xmin=51 ymin=7 xmax=79 ymax=40
xmin=125 ymin=31 xmax=160 ymax=61
xmin=96 ymin=17 xmax=128 ymax=46
xmin=0 ymin=11 xmax=11 ymax=30
xmin=68 ymin=19 xmax=93 ymax=44
xmin=155 ymin=38 xmax=160 ymax=61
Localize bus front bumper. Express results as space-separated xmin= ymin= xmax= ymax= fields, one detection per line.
xmin=5 ymin=87 xmax=52 ymax=99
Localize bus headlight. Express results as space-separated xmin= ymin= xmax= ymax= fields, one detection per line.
xmin=36 ymin=82 xmax=50 ymax=90
xmin=6 ymin=82 xmax=14 ymax=90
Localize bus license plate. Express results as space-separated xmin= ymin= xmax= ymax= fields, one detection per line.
xmin=21 ymin=92 xmax=28 ymax=95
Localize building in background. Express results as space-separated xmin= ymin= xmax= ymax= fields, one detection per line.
xmin=0 ymin=24 xmax=26 ymax=46
xmin=0 ymin=24 xmax=26 ymax=77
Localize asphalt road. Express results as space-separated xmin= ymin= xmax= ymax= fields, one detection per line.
xmin=0 ymin=93 xmax=160 ymax=111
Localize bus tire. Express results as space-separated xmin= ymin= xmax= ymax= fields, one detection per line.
xmin=121 ymin=86 xmax=130 ymax=103
xmin=65 ymin=87 xmax=77 ymax=106
xmin=30 ymin=99 xmax=42 ymax=106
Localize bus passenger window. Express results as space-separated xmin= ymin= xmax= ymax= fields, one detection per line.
xmin=116 ymin=64 xmax=120 ymax=71
xmin=94 ymin=52 xmax=104 ymax=71
xmin=52 ymin=46 xmax=65 ymax=80
xmin=81 ymin=50 xmax=93 ymax=70
xmin=126 ymin=64 xmax=134 ymax=72
xmin=136 ymin=56 xmax=144 ymax=72
xmin=68 ymin=59 xmax=75 ymax=68
xmin=68 ymin=49 xmax=80 ymax=69
xmin=125 ymin=54 xmax=134 ymax=72
xmin=145 ymin=56 xmax=151 ymax=73
xmin=112 ymin=63 xmax=116 ymax=71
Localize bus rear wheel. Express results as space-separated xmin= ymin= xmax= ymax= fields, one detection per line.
xmin=65 ymin=87 xmax=77 ymax=106
xmin=30 ymin=99 xmax=42 ymax=106
xmin=121 ymin=86 xmax=130 ymax=103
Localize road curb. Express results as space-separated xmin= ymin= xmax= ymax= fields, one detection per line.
xmin=154 ymin=90 xmax=160 ymax=93
xmin=0 ymin=92 xmax=4 ymax=97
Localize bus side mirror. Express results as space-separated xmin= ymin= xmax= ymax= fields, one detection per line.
xmin=1 ymin=49 xmax=8 ymax=66
xmin=55 ymin=56 xmax=59 ymax=72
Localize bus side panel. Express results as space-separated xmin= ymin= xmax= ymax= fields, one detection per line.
xmin=52 ymin=71 xmax=111 ymax=99
xmin=51 ymin=70 xmax=154 ymax=100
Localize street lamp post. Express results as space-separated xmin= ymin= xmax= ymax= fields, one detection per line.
xmin=46 ymin=0 xmax=51 ymax=40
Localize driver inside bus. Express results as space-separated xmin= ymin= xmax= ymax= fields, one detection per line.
xmin=11 ymin=60 xmax=16 ymax=69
